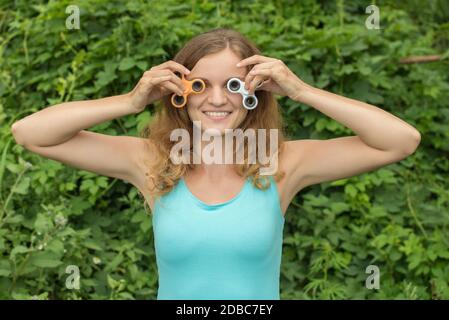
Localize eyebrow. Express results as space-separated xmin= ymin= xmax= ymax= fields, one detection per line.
xmin=194 ymin=76 xmax=245 ymax=83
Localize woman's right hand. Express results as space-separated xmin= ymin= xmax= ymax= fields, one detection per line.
xmin=127 ymin=60 xmax=191 ymax=113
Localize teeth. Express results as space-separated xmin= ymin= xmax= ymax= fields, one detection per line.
xmin=204 ymin=111 xmax=230 ymax=117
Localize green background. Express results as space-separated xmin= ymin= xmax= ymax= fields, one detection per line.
xmin=1 ymin=0 xmax=448 ymax=299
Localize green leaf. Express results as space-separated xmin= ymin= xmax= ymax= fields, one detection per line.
xmin=107 ymin=274 xmax=120 ymax=289
xmin=136 ymin=61 xmax=149 ymax=71
xmin=0 ymin=259 xmax=12 ymax=277
xmin=10 ymin=245 xmax=32 ymax=259
xmin=34 ymin=213 xmax=54 ymax=234
xmin=119 ymin=57 xmax=136 ymax=71
xmin=30 ymin=252 xmax=63 ymax=268
xmin=344 ymin=184 xmax=357 ymax=197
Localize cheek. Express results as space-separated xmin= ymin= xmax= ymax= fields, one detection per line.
xmin=185 ymin=106 xmax=198 ymax=120
xmin=185 ymin=97 xmax=201 ymax=111
xmin=234 ymin=109 xmax=248 ymax=121
xmin=229 ymin=93 xmax=242 ymax=105
xmin=185 ymin=100 xmax=203 ymax=116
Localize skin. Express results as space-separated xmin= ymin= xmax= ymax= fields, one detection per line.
xmin=14 ymin=48 xmax=421 ymax=219
xmin=181 ymin=48 xmax=257 ymax=190
xmin=142 ymin=49 xmax=420 ymax=215
xmin=185 ymin=47 xmax=249 ymax=138
xmin=152 ymin=49 xmax=263 ymax=214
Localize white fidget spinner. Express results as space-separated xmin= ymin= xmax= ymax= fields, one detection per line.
xmin=226 ymin=78 xmax=265 ymax=110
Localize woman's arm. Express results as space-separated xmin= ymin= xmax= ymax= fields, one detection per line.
xmin=9 ymin=93 xmax=151 ymax=185
xmin=237 ymin=54 xmax=421 ymax=194
xmin=10 ymin=61 xmax=188 ymax=185
xmin=11 ymin=93 xmax=137 ymax=148
xmin=295 ymin=86 xmax=421 ymax=154
xmin=284 ymin=86 xmax=421 ymax=193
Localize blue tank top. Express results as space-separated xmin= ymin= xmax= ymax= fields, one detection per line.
xmin=152 ymin=175 xmax=285 ymax=300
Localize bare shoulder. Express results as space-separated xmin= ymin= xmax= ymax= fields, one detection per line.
xmin=276 ymin=140 xmax=309 ymax=203
xmin=280 ymin=136 xmax=411 ymax=192
xmin=128 ymin=138 xmax=158 ymax=193
xmin=279 ymin=140 xmax=308 ymax=180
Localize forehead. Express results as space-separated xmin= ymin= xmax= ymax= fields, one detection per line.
xmin=188 ymin=49 xmax=247 ymax=81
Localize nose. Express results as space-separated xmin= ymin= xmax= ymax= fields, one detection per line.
xmin=207 ymin=86 xmax=228 ymax=106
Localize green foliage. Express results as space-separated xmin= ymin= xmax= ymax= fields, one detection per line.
xmin=1 ymin=0 xmax=448 ymax=299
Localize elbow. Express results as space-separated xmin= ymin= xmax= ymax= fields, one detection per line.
xmin=11 ymin=122 xmax=27 ymax=147
xmin=402 ymin=129 xmax=421 ymax=156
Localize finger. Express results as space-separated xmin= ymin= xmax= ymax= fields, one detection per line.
xmin=245 ymin=68 xmax=272 ymax=89
xmin=141 ymin=75 xmax=169 ymax=95
xmin=248 ymin=68 xmax=272 ymax=79
xmin=160 ymin=79 xmax=184 ymax=96
xmin=148 ymin=70 xmax=185 ymax=93
xmin=245 ymin=63 xmax=275 ymax=88
xmin=236 ymin=54 xmax=277 ymax=68
xmin=166 ymin=60 xmax=191 ymax=76
xmin=143 ymin=74 xmax=172 ymax=88
xmin=150 ymin=61 xmax=191 ymax=77
xmin=247 ymin=75 xmax=267 ymax=95
xmin=249 ymin=61 xmax=277 ymax=72
xmin=138 ymin=75 xmax=171 ymax=99
xmin=146 ymin=74 xmax=184 ymax=96
xmin=257 ymin=78 xmax=270 ymax=87
xmin=166 ymin=70 xmax=186 ymax=92
xmin=246 ymin=62 xmax=276 ymax=81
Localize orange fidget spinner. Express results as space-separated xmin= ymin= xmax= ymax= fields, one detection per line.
xmin=171 ymin=71 xmax=206 ymax=108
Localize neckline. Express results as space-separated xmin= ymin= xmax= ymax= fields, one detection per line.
xmin=180 ymin=176 xmax=250 ymax=210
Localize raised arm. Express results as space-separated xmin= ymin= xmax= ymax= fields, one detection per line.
xmin=10 ymin=94 xmax=147 ymax=184
xmin=10 ymin=61 xmax=191 ymax=186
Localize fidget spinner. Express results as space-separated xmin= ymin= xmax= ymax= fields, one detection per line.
xmin=171 ymin=71 xmax=206 ymax=108
xmin=226 ymin=78 xmax=265 ymax=110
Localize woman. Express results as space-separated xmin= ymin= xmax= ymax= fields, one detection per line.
xmin=11 ymin=28 xmax=421 ymax=300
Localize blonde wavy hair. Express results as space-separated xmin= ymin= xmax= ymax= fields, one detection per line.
xmin=138 ymin=27 xmax=287 ymax=212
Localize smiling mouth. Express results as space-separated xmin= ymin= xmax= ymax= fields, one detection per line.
xmin=202 ymin=111 xmax=233 ymax=120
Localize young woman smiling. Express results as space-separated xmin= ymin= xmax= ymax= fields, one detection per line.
xmin=11 ymin=28 xmax=420 ymax=300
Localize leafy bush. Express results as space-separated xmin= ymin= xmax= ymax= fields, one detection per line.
xmin=1 ymin=0 xmax=448 ymax=299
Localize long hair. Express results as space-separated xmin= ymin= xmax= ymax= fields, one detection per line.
xmin=138 ymin=27 xmax=287 ymax=212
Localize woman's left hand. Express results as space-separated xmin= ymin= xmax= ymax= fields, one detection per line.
xmin=236 ymin=54 xmax=311 ymax=101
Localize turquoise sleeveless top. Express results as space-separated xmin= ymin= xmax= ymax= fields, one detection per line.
xmin=152 ymin=175 xmax=285 ymax=300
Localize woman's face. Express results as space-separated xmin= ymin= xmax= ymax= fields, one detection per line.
xmin=185 ymin=48 xmax=249 ymax=135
